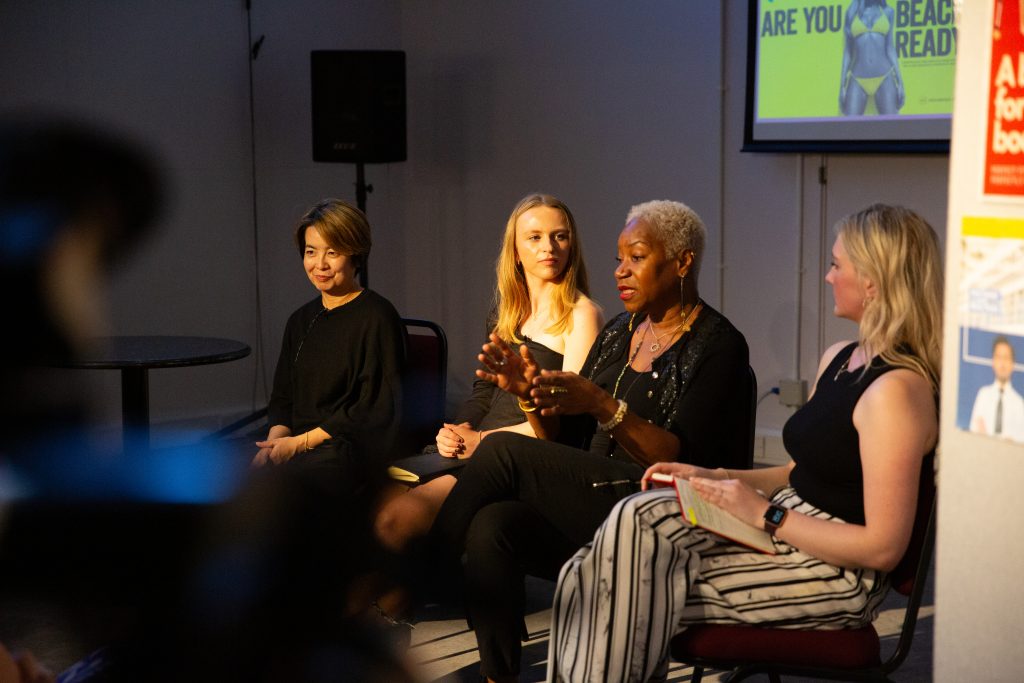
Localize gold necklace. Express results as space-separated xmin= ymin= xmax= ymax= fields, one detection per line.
xmin=834 ymin=346 xmax=864 ymax=381
xmin=833 ymin=357 xmax=850 ymax=381
xmin=648 ymin=301 xmax=703 ymax=352
xmin=611 ymin=325 xmax=648 ymax=399
xmin=610 ymin=301 xmax=704 ymax=399
xmin=646 ymin=321 xmax=675 ymax=353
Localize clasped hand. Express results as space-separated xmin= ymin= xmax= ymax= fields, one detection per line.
xmin=435 ymin=421 xmax=481 ymax=458
xmin=641 ymin=462 xmax=770 ymax=529
xmin=252 ymin=435 xmax=303 ymax=467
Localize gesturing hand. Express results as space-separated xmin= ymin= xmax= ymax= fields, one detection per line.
xmin=476 ymin=333 xmax=539 ymax=400
xmin=527 ymin=369 xmax=601 ymax=417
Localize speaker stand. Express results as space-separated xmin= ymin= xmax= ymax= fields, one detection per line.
xmin=355 ymin=161 xmax=373 ymax=288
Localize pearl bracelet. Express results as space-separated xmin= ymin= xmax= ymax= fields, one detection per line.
xmin=597 ymin=399 xmax=628 ymax=432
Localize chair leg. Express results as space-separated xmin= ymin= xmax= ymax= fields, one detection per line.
xmin=690 ymin=665 xmax=704 ymax=683
xmin=721 ymin=667 xmax=777 ymax=683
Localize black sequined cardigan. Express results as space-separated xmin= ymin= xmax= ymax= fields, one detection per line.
xmin=585 ymin=306 xmax=733 ymax=430
xmin=567 ymin=303 xmax=750 ymax=468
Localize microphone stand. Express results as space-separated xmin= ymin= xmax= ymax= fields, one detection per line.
xmin=355 ymin=161 xmax=372 ymax=289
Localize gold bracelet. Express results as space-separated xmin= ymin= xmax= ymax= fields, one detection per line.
xmin=518 ymin=397 xmax=538 ymax=413
xmin=304 ymin=432 xmax=310 ymax=452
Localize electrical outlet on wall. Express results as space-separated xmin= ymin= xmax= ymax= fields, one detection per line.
xmin=779 ymin=379 xmax=807 ymax=407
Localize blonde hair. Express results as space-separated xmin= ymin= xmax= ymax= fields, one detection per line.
xmin=493 ymin=193 xmax=590 ymax=344
xmin=837 ymin=203 xmax=943 ymax=392
xmin=625 ymin=200 xmax=706 ymax=282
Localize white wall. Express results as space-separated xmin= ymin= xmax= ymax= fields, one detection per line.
xmin=1 ymin=1 xmax=950 ymax=450
xmin=720 ymin=4 xmax=948 ymax=453
xmin=393 ymin=1 xmax=726 ymax=408
xmin=0 ymin=1 xmax=260 ymax=435
xmin=935 ymin=3 xmax=1024 ymax=679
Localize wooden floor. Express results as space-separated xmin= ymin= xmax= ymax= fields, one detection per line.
xmin=407 ymin=569 xmax=935 ymax=683
xmin=0 ymin=566 xmax=933 ymax=683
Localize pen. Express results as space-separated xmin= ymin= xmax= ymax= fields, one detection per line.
xmin=591 ymin=478 xmax=641 ymax=488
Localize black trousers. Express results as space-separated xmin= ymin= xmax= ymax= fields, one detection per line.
xmin=429 ymin=432 xmax=644 ymax=678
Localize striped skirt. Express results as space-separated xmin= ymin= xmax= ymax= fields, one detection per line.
xmin=546 ymin=486 xmax=889 ymax=683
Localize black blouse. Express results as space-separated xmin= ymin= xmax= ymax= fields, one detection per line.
xmin=268 ymin=290 xmax=405 ymax=462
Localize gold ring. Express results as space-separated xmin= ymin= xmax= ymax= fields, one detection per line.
xmin=548 ymin=386 xmax=568 ymax=395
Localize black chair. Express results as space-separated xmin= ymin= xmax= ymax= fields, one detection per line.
xmin=671 ymin=456 xmax=936 ymax=683
xmin=744 ymin=365 xmax=757 ymax=469
xmin=207 ymin=318 xmax=448 ymax=449
xmin=400 ymin=318 xmax=448 ymax=451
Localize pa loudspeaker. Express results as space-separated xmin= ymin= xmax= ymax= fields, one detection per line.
xmin=311 ymin=50 xmax=406 ymax=163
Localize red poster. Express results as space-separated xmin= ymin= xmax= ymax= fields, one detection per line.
xmin=986 ymin=0 xmax=1024 ymax=196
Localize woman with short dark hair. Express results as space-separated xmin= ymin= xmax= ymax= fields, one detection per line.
xmin=252 ymin=198 xmax=405 ymax=471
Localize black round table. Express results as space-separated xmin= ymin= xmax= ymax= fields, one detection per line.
xmin=57 ymin=336 xmax=251 ymax=449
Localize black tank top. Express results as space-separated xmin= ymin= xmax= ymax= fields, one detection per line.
xmin=784 ymin=342 xmax=899 ymax=524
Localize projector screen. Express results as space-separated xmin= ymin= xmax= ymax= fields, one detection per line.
xmin=744 ymin=0 xmax=956 ymax=153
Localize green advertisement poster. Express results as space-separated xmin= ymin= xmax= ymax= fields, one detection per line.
xmin=757 ymin=0 xmax=956 ymax=119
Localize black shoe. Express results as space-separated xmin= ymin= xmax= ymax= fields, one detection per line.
xmin=373 ymin=601 xmax=414 ymax=651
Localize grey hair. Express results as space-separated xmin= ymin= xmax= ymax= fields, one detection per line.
xmin=625 ymin=200 xmax=706 ymax=282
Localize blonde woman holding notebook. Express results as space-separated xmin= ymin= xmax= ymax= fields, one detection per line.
xmin=547 ymin=203 xmax=941 ymax=683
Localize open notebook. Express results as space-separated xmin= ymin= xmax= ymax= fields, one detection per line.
xmin=651 ymin=473 xmax=777 ymax=554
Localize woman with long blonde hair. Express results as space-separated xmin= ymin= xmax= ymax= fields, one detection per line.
xmin=548 ymin=203 xmax=941 ymax=682
xmin=375 ymin=193 xmax=602 ymax=551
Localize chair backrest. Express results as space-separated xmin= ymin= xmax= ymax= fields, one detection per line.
xmin=745 ymin=365 xmax=757 ymax=469
xmin=401 ymin=318 xmax=448 ymax=449
xmin=720 ymin=364 xmax=757 ymax=471
xmin=890 ymin=453 xmax=936 ymax=594
xmin=880 ymin=452 xmax=936 ymax=675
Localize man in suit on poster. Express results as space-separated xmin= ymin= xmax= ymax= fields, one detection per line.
xmin=970 ymin=335 xmax=1024 ymax=442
